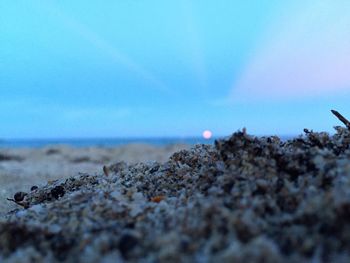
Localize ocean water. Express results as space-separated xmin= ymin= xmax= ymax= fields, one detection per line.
xmin=0 ymin=134 xmax=297 ymax=148
xmin=0 ymin=137 xmax=218 ymax=148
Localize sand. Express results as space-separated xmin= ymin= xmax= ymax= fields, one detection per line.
xmin=1 ymin=127 xmax=350 ymax=262
xmin=0 ymin=144 xmax=190 ymax=215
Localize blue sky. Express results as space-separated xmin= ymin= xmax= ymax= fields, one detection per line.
xmin=1 ymin=0 xmax=350 ymax=139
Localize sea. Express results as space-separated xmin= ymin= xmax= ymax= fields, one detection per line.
xmin=0 ymin=137 xmax=219 ymax=148
xmin=0 ymin=135 xmax=295 ymax=148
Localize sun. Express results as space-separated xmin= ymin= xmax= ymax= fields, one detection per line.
xmin=202 ymin=130 xmax=212 ymax=139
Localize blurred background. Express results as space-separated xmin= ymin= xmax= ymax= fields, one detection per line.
xmin=1 ymin=0 xmax=350 ymax=141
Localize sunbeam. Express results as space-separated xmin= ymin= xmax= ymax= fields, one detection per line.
xmin=230 ymin=0 xmax=350 ymax=102
xmin=180 ymin=0 xmax=208 ymax=90
xmin=37 ymin=1 xmax=172 ymax=94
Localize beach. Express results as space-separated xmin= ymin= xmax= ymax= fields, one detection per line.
xmin=0 ymin=143 xmax=190 ymax=216
xmin=1 ymin=128 xmax=350 ymax=262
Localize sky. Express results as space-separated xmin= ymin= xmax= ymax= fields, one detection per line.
xmin=1 ymin=0 xmax=350 ymax=139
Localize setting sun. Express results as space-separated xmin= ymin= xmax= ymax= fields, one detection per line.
xmin=202 ymin=130 xmax=212 ymax=139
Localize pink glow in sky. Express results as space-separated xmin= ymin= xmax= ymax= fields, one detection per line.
xmin=231 ymin=0 xmax=350 ymax=101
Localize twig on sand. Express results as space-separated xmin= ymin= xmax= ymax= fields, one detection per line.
xmin=6 ymin=198 xmax=29 ymax=208
xmin=331 ymin=110 xmax=350 ymax=130
xmin=103 ymin=165 xmax=109 ymax=176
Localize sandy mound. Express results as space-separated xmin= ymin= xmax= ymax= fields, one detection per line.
xmin=1 ymin=127 xmax=350 ymax=262
xmin=0 ymin=144 xmax=190 ymax=215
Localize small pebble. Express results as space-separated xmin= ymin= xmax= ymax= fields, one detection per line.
xmin=50 ymin=185 xmax=65 ymax=199
xmin=13 ymin=192 xmax=27 ymax=202
xmin=117 ymin=233 xmax=139 ymax=259
xmin=30 ymin=186 xmax=38 ymax=191
xmin=150 ymin=196 xmax=165 ymax=203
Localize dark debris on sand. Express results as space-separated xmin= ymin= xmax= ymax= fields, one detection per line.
xmin=1 ymin=119 xmax=350 ymax=262
xmin=0 ymin=153 xmax=23 ymax=162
